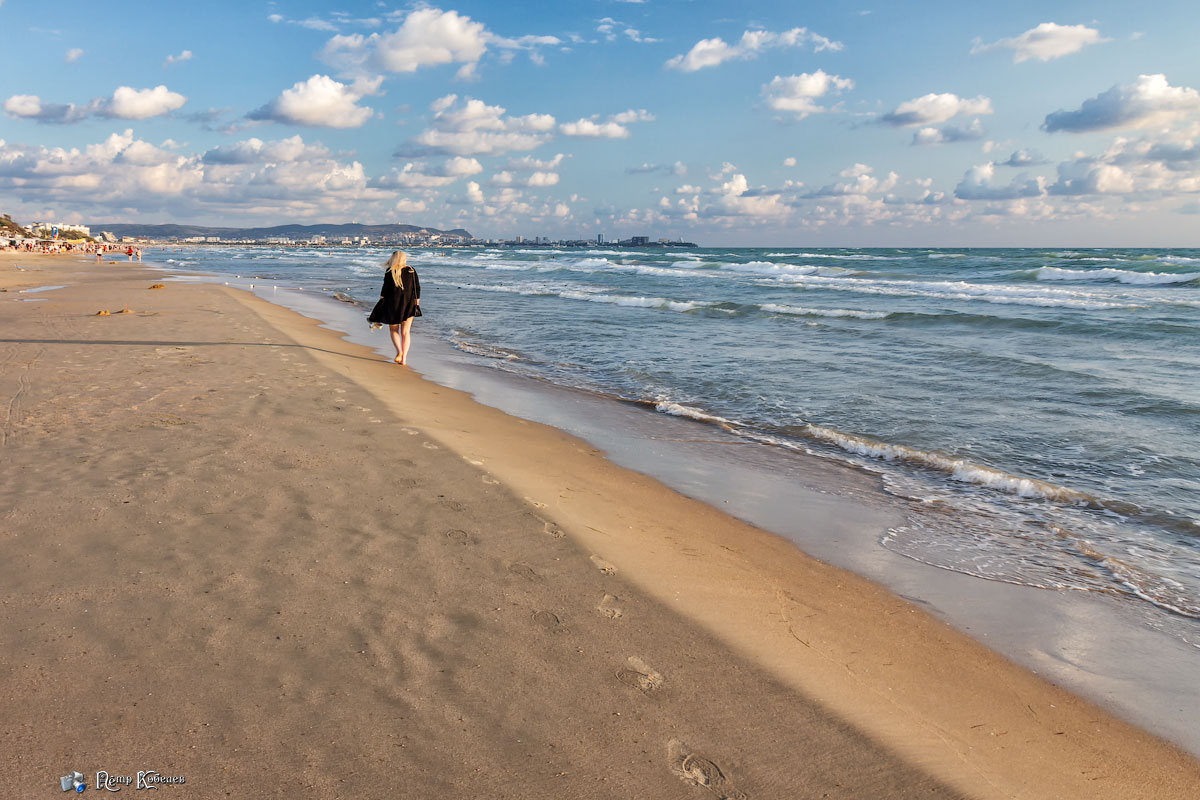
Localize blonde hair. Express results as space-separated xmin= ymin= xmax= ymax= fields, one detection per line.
xmin=386 ymin=250 xmax=411 ymax=290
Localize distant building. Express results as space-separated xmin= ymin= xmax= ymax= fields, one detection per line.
xmin=629 ymin=236 xmax=649 ymax=246
xmin=596 ymin=234 xmax=603 ymax=244
xmin=29 ymin=221 xmax=90 ymax=238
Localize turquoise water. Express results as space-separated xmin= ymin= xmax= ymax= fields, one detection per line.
xmin=161 ymin=245 xmax=1200 ymax=645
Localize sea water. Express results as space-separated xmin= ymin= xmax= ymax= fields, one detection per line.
xmin=160 ymin=245 xmax=1200 ymax=649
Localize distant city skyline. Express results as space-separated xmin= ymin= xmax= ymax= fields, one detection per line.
xmin=2 ymin=1 xmax=1199 ymax=245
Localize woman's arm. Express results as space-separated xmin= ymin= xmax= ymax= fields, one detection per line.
xmin=413 ymin=271 xmax=420 ymax=303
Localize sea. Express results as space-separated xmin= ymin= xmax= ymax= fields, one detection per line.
xmin=159 ymin=245 xmax=1200 ymax=652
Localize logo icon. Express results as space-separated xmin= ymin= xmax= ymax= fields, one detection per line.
xmin=59 ymin=771 xmax=86 ymax=792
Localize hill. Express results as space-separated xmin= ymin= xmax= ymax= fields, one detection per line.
xmin=88 ymin=222 xmax=474 ymax=241
xmin=1 ymin=214 xmax=32 ymax=238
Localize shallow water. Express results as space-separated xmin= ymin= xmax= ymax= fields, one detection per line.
xmin=159 ymin=245 xmax=1200 ymax=649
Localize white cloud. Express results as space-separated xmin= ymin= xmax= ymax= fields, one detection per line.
xmin=108 ymin=85 xmax=188 ymax=119
xmin=202 ymin=135 xmax=331 ymax=164
xmin=321 ymin=7 xmax=558 ymax=80
xmin=912 ymin=118 xmax=986 ymax=145
xmin=65 ymin=48 xmax=83 ymax=63
xmin=4 ymin=85 xmax=187 ymax=123
xmin=1043 ymin=74 xmax=1200 ymax=133
xmin=783 ymin=157 xmax=797 ymax=167
xmin=164 ymin=49 xmax=193 ymax=67
xmin=762 ymin=71 xmax=854 ymax=118
xmin=560 ymin=119 xmax=627 ymax=138
xmin=560 ymin=108 xmax=653 ymax=138
xmin=248 ymin=75 xmax=378 ymax=128
xmin=1000 ymin=148 xmax=1048 ymax=167
xmin=506 ymin=153 xmax=564 ymax=171
xmin=881 ymin=92 xmax=993 ymax=126
xmin=971 ymin=22 xmax=1108 ymax=63
xmin=376 ymin=156 xmax=484 ymax=188
xmin=489 ymin=170 xmax=559 ymax=187
xmin=954 ymin=162 xmax=1045 ymax=199
xmin=666 ymin=27 xmax=842 ymax=72
xmin=395 ymin=197 xmax=428 ymax=214
xmin=398 ymin=95 xmax=555 ymax=157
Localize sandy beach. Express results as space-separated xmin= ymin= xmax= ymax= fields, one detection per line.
xmin=3 ymin=254 xmax=1198 ymax=799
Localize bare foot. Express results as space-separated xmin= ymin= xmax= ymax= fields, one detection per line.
xmin=393 ymin=355 xmax=403 ymax=364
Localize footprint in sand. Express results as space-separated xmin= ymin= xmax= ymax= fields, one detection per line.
xmin=543 ymin=521 xmax=565 ymax=539
xmin=444 ymin=529 xmax=475 ymax=546
xmin=667 ymin=739 xmax=747 ymax=799
xmin=531 ymin=610 xmax=566 ymax=633
xmin=589 ymin=555 xmax=616 ymax=575
xmin=422 ymin=442 xmax=439 ymax=450
xmin=507 ymin=562 xmax=541 ymax=582
xmin=399 ymin=427 xmax=419 ymax=436
xmin=525 ymin=497 xmax=547 ymax=509
xmin=616 ymin=655 xmax=663 ymax=693
xmin=440 ymin=499 xmax=467 ymax=512
xmin=481 ymin=475 xmax=500 ymax=485
xmin=595 ymin=593 xmax=624 ymax=619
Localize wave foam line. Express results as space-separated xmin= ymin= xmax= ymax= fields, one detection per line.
xmin=759 ymin=303 xmax=889 ymax=319
xmin=767 ymin=274 xmax=1145 ymax=310
xmin=644 ymin=395 xmax=1098 ymax=504
xmin=1036 ymin=266 xmax=1200 ymax=285
xmin=800 ymin=424 xmax=1096 ymax=502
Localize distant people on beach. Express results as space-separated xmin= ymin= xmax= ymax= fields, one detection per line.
xmin=368 ymin=250 xmax=421 ymax=365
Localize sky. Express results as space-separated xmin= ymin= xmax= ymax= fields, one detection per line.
xmin=1 ymin=0 xmax=1199 ymax=245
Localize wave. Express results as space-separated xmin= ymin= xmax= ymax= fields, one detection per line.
xmin=644 ymin=395 xmax=1100 ymax=503
xmin=1158 ymin=255 xmax=1200 ymax=265
xmin=759 ymin=303 xmax=889 ymax=320
xmin=719 ymin=261 xmax=858 ymax=278
xmin=435 ymin=280 xmax=715 ymax=313
xmin=763 ymin=274 xmax=1146 ymax=310
xmin=1035 ymin=266 xmax=1200 ymax=285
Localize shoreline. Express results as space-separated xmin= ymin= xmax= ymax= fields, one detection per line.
xmin=187 ymin=256 xmax=1200 ymax=758
xmin=4 ymin=254 xmax=1198 ymax=798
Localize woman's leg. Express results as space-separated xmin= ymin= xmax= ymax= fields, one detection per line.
xmin=400 ymin=318 xmax=414 ymax=364
xmin=389 ymin=324 xmax=402 ymax=362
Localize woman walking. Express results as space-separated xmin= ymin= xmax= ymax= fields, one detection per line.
xmin=368 ymin=250 xmax=421 ymax=365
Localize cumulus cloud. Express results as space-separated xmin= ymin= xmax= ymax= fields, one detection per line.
xmin=0 ymin=129 xmax=397 ymax=223
xmin=489 ymin=170 xmax=559 ymax=187
xmin=783 ymin=157 xmax=797 ymax=167
xmin=65 ymin=48 xmax=83 ymax=63
xmin=560 ymin=108 xmax=653 ymax=138
xmin=954 ymin=162 xmax=1045 ymax=199
xmin=3 ymin=85 xmax=186 ymax=123
xmin=666 ymin=27 xmax=842 ymax=72
xmin=164 ymin=49 xmax=193 ymax=67
xmin=108 ymin=85 xmax=188 ymax=119
xmin=202 ymin=135 xmax=331 ymax=165
xmin=321 ymin=6 xmax=558 ymax=80
xmin=912 ymin=118 xmax=986 ymax=145
xmin=762 ymin=71 xmax=854 ymax=118
xmin=397 ymin=95 xmax=555 ymax=157
xmin=881 ymin=92 xmax=993 ymax=126
xmin=374 ymin=156 xmax=484 ymax=188
xmin=1000 ymin=148 xmax=1048 ymax=167
xmin=506 ymin=153 xmax=564 ymax=171
xmin=971 ymin=22 xmax=1108 ymax=63
xmin=1042 ymin=127 xmax=1200 ymax=197
xmin=248 ymin=75 xmax=378 ymax=128
xmin=1043 ymin=74 xmax=1200 ymax=133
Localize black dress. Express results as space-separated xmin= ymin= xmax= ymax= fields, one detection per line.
xmin=367 ymin=268 xmax=421 ymax=324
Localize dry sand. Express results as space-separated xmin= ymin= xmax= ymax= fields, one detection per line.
xmin=2 ymin=255 xmax=1197 ymax=799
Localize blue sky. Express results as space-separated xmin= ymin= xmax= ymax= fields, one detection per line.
xmin=2 ymin=0 xmax=1199 ymax=244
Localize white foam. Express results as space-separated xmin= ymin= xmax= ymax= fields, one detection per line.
xmin=1036 ymin=266 xmax=1200 ymax=285
xmin=764 ymin=274 xmax=1145 ymax=310
xmin=759 ymin=303 xmax=889 ymax=319
xmin=654 ymin=400 xmax=735 ymax=425
xmin=800 ymin=424 xmax=1096 ymax=503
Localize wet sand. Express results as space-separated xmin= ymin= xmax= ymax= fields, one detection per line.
xmin=2 ymin=255 xmax=1197 ymax=799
